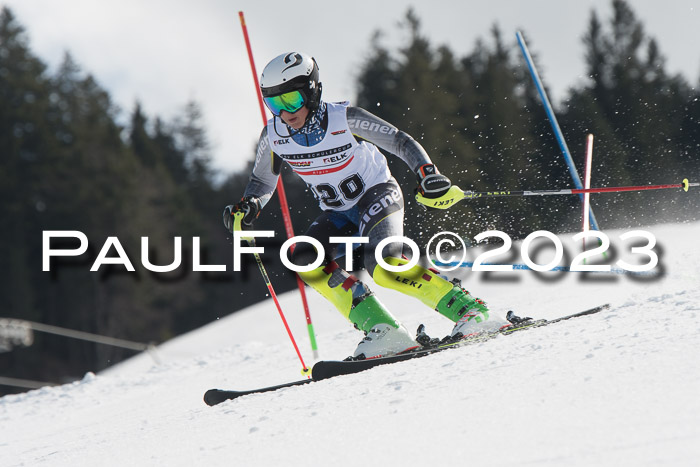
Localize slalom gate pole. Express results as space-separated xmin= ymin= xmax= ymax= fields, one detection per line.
xmin=516 ymin=31 xmax=602 ymax=231
xmin=581 ymin=134 xmax=608 ymax=260
xmin=234 ymin=214 xmax=311 ymax=377
xmin=239 ymin=11 xmax=319 ymax=358
xmin=416 ymin=179 xmax=697 ymax=209
xmin=582 ymin=134 xmax=593 ymax=253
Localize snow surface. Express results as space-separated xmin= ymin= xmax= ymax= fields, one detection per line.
xmin=2 ymin=222 xmax=700 ymax=466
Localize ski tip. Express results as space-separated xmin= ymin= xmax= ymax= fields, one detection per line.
xmin=682 ymin=178 xmax=689 ymax=192
xmin=203 ymin=389 xmax=224 ymax=407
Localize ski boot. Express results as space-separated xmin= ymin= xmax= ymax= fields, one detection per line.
xmin=297 ymin=261 xmax=417 ymax=360
xmin=350 ymin=293 xmax=419 ymax=360
xmin=437 ymin=279 xmax=510 ymax=339
xmin=372 ymin=258 xmax=509 ymax=339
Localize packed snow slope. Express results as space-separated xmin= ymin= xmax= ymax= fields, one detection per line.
xmin=2 ymin=222 xmax=700 ymax=466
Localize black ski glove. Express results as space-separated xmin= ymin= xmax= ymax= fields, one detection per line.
xmin=223 ymin=196 xmax=262 ymax=232
xmin=416 ymin=164 xmax=452 ymax=198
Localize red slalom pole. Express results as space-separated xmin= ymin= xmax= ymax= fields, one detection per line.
xmin=238 ymin=11 xmax=319 ymax=358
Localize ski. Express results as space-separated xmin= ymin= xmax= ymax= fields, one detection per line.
xmin=312 ymin=304 xmax=609 ymax=380
xmin=204 ymin=304 xmax=609 ymax=405
xmin=204 ymin=379 xmax=312 ymax=406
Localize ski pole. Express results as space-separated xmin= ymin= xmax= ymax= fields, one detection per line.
xmin=416 ymin=179 xmax=697 ymax=209
xmin=239 ymin=11 xmax=319 ymax=358
xmin=233 ymin=213 xmax=311 ymax=378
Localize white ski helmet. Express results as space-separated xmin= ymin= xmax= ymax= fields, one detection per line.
xmin=260 ymin=52 xmax=322 ymax=115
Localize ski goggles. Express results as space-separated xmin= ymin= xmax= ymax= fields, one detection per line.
xmin=263 ymin=90 xmax=305 ymax=116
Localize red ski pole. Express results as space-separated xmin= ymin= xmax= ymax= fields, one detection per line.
xmin=416 ymin=179 xmax=697 ymax=209
xmin=233 ymin=214 xmax=311 ymax=377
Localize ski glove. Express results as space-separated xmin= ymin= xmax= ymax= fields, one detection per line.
xmin=222 ymin=196 xmax=262 ymax=232
xmin=416 ymin=164 xmax=452 ymax=198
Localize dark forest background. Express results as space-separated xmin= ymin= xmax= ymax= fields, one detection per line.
xmin=1 ymin=0 xmax=698 ymax=394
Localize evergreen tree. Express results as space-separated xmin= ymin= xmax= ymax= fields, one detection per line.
xmin=0 ymin=7 xmax=240 ymax=392
xmin=562 ymin=0 xmax=695 ymax=226
xmin=355 ymin=12 xmax=575 ymax=239
xmin=0 ymin=7 xmax=50 ymax=326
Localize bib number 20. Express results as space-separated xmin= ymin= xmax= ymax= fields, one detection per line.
xmin=312 ymin=173 xmax=365 ymax=208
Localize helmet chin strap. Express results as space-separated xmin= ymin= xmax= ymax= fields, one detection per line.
xmin=272 ymin=101 xmax=324 ymax=138
xmin=272 ymin=115 xmax=303 ymax=138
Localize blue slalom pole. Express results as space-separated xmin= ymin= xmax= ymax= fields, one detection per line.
xmin=515 ymin=31 xmax=601 ymax=231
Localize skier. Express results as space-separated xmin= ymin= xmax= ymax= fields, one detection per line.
xmin=224 ymin=52 xmax=508 ymax=359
